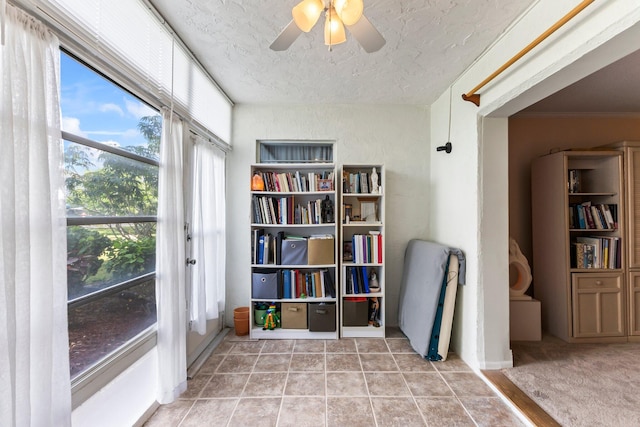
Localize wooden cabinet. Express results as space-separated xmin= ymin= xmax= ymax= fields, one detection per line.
xmin=532 ymin=151 xmax=626 ymax=342
xmin=604 ymin=141 xmax=640 ymax=338
xmin=339 ymin=164 xmax=385 ymax=338
xmin=571 ymin=273 xmax=624 ymax=338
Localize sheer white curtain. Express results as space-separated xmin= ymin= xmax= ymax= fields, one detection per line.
xmin=0 ymin=5 xmax=71 ymax=426
xmin=155 ymin=109 xmax=187 ymax=403
xmin=189 ymin=137 xmax=226 ymax=334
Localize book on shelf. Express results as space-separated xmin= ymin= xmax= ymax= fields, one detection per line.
xmin=573 ymin=236 xmax=621 ymax=269
xmin=254 ymin=170 xmax=334 ymax=193
xmin=323 ymin=269 xmax=336 ymax=298
xmin=570 ymin=203 xmax=618 ymax=230
xmin=344 ymin=170 xmax=379 ymax=194
xmin=278 ymin=269 xmax=335 ymax=299
xmin=351 ymin=232 xmax=383 ymax=264
xmin=252 ymin=196 xmax=332 ymax=225
xmin=359 ymin=172 xmax=369 ymax=193
xmin=344 ymin=266 xmax=375 ymax=295
xmin=568 ymin=169 xmax=581 ymax=193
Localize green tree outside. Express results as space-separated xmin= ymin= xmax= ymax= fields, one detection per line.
xmin=65 ymin=115 xmax=161 ymax=296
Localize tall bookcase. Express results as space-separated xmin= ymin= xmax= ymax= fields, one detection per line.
xmin=249 ymin=163 xmax=339 ymax=339
xmin=602 ymin=141 xmax=640 ymax=339
xmin=531 ymin=151 xmax=626 ymax=342
xmin=339 ymin=164 xmax=385 ymax=338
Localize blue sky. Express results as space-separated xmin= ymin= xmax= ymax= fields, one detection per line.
xmin=60 ymin=52 xmax=159 ymax=150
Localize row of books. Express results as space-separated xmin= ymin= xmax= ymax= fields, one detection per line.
xmin=254 ymin=170 xmax=334 ymax=193
xmin=572 ymin=236 xmax=621 ymax=269
xmin=345 ymin=266 xmax=374 ymax=295
xmin=351 ymin=232 xmax=383 ymax=264
xmin=252 ymin=195 xmax=332 ymax=225
xmin=569 ymin=202 xmax=617 ymax=230
xmin=282 ymin=269 xmax=336 ymax=299
xmin=343 ymin=171 xmax=374 ymax=194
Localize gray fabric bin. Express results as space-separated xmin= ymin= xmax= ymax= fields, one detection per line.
xmin=282 ymin=238 xmax=308 ymax=265
xmin=252 ymin=270 xmax=281 ymax=299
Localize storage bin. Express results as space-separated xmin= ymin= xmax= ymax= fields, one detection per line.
xmin=308 ymin=236 xmax=335 ymax=265
xmin=282 ymin=238 xmax=308 ymax=265
xmin=343 ymin=297 xmax=369 ymax=326
xmin=308 ymin=302 xmax=336 ymax=332
xmin=281 ymin=302 xmax=307 ymax=329
xmin=252 ymin=269 xmax=281 ymax=299
xmin=254 ymin=303 xmax=269 ymax=326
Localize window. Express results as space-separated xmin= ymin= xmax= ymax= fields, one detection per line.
xmin=258 ymin=140 xmax=334 ymax=163
xmin=61 ymin=52 xmax=160 ymax=378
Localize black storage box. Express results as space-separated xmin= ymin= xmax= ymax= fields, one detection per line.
xmin=252 ymin=269 xmax=281 ymax=299
xmin=343 ymin=297 xmax=369 ymax=326
xmin=308 ymin=302 xmax=336 ymax=332
xmin=282 ymin=238 xmax=308 ymax=265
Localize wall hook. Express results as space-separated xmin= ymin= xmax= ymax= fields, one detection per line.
xmin=437 ymin=142 xmax=452 ymax=154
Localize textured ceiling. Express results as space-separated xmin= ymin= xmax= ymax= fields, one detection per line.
xmin=148 ymin=0 xmax=536 ymax=105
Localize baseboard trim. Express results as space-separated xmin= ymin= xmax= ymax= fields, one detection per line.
xmin=187 ymin=328 xmax=230 ymax=379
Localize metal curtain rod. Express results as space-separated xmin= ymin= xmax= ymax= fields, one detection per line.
xmin=462 ymin=0 xmax=595 ymax=106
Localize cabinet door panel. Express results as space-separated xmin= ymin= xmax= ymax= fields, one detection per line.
xmin=629 ymin=272 xmax=640 ymax=336
xmin=572 ymin=273 xmax=624 ymax=338
xmin=628 ymin=148 xmax=640 ymax=268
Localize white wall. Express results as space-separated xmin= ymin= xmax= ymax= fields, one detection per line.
xmin=430 ymin=0 xmax=640 ymax=369
xmin=72 ymin=349 xmax=157 ymax=427
xmin=226 ymin=105 xmax=430 ymax=328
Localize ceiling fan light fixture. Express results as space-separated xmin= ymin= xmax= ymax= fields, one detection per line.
xmin=334 ymin=0 xmax=364 ymax=26
xmin=324 ymin=7 xmax=346 ymax=46
xmin=292 ymin=0 xmax=324 ymax=32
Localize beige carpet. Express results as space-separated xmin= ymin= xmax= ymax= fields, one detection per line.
xmin=503 ymin=335 xmax=640 ymax=427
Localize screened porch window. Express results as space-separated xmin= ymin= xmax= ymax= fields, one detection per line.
xmin=258 ymin=140 xmax=334 ymax=163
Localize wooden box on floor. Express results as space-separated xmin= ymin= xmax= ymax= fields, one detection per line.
xmin=509 ymin=299 xmax=542 ymax=341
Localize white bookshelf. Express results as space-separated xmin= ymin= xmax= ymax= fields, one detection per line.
xmin=249 ymin=163 xmax=339 ymax=339
xmin=340 ymin=164 xmax=385 ymax=338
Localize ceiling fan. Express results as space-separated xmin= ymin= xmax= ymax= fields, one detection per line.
xmin=270 ymin=0 xmax=386 ymax=53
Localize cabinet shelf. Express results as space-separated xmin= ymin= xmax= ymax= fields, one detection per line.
xmin=250 ymin=326 xmax=337 ymax=340
xmin=342 ymin=262 xmax=383 ymax=267
xmin=570 ymin=268 xmax=623 ymax=273
xmin=252 ymin=191 xmax=335 ymax=196
xmin=251 ymin=223 xmax=335 ymax=228
xmin=569 ymin=228 xmax=617 ymax=232
xmin=252 ymin=297 xmax=336 ymax=302
xmin=568 ymin=192 xmax=617 ymax=197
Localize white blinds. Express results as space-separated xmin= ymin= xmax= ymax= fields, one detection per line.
xmin=34 ymin=0 xmax=232 ymax=144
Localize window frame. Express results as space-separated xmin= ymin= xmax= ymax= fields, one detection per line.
xmin=60 ymin=57 xmax=161 ymax=408
xmin=257 ymin=139 xmax=335 ymax=163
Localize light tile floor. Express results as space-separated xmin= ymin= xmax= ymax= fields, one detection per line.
xmin=144 ymin=328 xmax=525 ymax=426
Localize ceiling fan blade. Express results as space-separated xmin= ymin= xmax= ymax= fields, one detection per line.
xmin=346 ymin=15 xmax=386 ymax=53
xmin=270 ymin=20 xmax=303 ymax=51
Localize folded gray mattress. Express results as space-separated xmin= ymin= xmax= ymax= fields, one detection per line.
xmin=397 ymin=240 xmax=465 ymax=360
